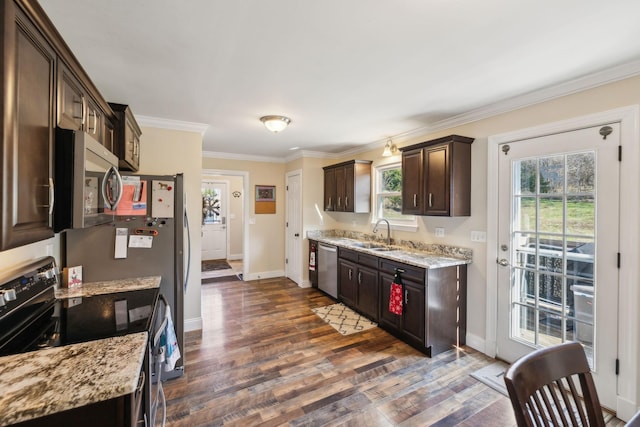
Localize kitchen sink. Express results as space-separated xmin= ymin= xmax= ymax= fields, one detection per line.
xmin=347 ymin=241 xmax=394 ymax=251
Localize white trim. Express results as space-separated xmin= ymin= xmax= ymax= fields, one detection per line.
xmin=464 ymin=332 xmax=486 ymax=354
xmin=486 ymin=105 xmax=640 ymax=421
xmin=202 ymin=168 xmax=250 ymax=282
xmin=227 ymin=253 xmax=243 ymax=261
xmin=203 ymin=150 xmax=285 ymax=164
xmin=243 ymin=270 xmax=285 ymax=281
xmin=184 ymin=316 xmax=203 ymax=332
xmin=371 ymin=161 xmax=418 ymax=231
xmin=137 ymin=115 xmax=209 ymax=135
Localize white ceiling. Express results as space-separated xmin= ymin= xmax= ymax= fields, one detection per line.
xmin=39 ymin=0 xmax=640 ymax=160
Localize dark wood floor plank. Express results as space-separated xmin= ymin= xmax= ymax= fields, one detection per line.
xmin=160 ymin=277 xmax=622 ymax=426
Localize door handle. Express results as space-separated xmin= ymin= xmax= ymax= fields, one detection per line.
xmin=497 ymin=258 xmax=509 ymax=267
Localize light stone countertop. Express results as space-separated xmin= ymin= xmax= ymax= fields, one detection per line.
xmin=0 ymin=332 xmax=147 ymax=426
xmin=307 ymin=230 xmax=472 ymax=269
xmin=0 ymin=276 xmax=161 ymax=426
xmin=55 ymin=275 xmax=161 ymax=299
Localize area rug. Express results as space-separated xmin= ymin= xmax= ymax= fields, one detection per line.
xmin=202 ymin=259 xmax=232 ymax=271
xmin=470 ymin=362 xmax=509 ymax=396
xmin=202 ymin=275 xmax=241 ymax=284
xmin=311 ymin=303 xmax=377 ymax=336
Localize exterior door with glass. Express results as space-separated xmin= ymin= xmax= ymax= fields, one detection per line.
xmin=202 ymin=181 xmax=228 ymax=261
xmin=496 ymin=124 xmax=620 ymax=408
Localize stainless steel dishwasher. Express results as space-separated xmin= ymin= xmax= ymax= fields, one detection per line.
xmin=318 ymin=243 xmax=338 ymax=298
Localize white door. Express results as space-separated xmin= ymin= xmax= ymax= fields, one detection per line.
xmin=496 ymin=124 xmax=620 ymax=408
xmin=201 ymin=181 xmax=227 ymax=261
xmin=285 ymin=171 xmax=302 ymax=285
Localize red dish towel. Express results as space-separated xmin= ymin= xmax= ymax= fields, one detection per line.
xmin=389 ymin=282 xmax=403 ymax=315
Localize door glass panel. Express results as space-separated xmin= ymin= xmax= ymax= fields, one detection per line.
xmin=511 ymin=152 xmax=596 ymax=365
xmin=202 ymin=186 xmax=222 ymax=224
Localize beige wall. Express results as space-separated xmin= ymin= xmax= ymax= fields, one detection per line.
xmin=202 ymin=157 xmax=286 ymax=279
xmin=139 ymin=127 xmax=203 ymax=330
xmin=297 ymin=75 xmax=640 ymax=352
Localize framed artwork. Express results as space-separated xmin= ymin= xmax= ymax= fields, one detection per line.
xmin=255 ymin=185 xmax=276 ymax=214
xmin=255 ymin=185 xmax=275 ymax=201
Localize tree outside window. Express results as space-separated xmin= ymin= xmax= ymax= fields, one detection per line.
xmin=375 ymin=163 xmax=416 ymax=228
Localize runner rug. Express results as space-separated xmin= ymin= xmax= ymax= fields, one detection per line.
xmin=311 ymin=303 xmax=377 ymax=336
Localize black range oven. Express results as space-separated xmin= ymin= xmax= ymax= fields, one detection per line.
xmin=0 ymin=256 xmax=159 ymax=426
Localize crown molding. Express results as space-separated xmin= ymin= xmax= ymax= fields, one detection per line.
xmin=285 ymin=150 xmax=340 ymax=162
xmin=382 ymin=59 xmax=640 ymax=144
xmin=137 ymin=115 xmax=209 ymax=135
xmin=202 ymin=150 xmax=286 ymax=163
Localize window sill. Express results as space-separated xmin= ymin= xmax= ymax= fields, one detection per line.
xmin=370 ymin=221 xmax=418 ymax=233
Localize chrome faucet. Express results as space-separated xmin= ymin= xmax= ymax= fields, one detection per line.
xmin=373 ymin=218 xmax=391 ymax=246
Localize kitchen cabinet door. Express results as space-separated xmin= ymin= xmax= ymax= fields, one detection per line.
xmin=338 ymin=259 xmax=357 ymax=307
xmin=334 ymin=164 xmax=347 ymax=211
xmin=401 ymin=148 xmax=423 ymax=214
xmin=402 ymin=279 xmax=426 ymax=347
xmin=57 ymin=61 xmax=84 ymax=131
xmin=85 ymin=96 xmax=104 ymax=144
xmin=356 ymin=265 xmax=378 ymax=321
xmin=324 ymin=167 xmax=336 ymax=211
xmin=1 ymin=3 xmax=56 ymax=250
xmin=424 ymin=143 xmax=449 ymax=215
xmin=109 ymin=103 xmax=142 ymax=171
xmin=378 ymin=271 xmax=402 ymax=332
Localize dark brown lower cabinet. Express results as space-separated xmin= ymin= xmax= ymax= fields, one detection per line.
xmin=338 ymin=249 xmax=379 ymax=322
xmin=378 ymin=258 xmax=467 ymax=357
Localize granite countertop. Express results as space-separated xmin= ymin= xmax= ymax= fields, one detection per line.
xmin=55 ymin=275 xmax=161 ymax=299
xmin=0 ymin=332 xmax=147 ymax=426
xmin=307 ymin=230 xmax=472 ymax=269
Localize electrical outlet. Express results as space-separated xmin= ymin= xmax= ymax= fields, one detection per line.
xmin=435 ymin=227 xmax=445 ymax=237
xmin=471 ymin=231 xmax=487 ymax=242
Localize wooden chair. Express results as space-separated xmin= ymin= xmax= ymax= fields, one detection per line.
xmin=503 ymin=341 xmax=605 ymax=427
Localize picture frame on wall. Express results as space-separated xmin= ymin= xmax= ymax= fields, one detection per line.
xmin=255 ymin=185 xmax=276 ymax=214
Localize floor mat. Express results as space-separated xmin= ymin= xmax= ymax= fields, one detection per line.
xmin=311 ymin=303 xmax=377 ymax=336
xmin=202 ymin=259 xmax=232 ymax=271
xmin=470 ymin=362 xmax=509 ymax=396
xmin=202 ymin=275 xmax=241 ymax=284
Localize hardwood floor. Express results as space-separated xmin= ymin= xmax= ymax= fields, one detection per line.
xmin=161 ymin=277 xmax=622 ymax=426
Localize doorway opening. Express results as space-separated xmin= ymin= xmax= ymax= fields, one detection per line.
xmin=201 ymin=170 xmax=247 ymax=280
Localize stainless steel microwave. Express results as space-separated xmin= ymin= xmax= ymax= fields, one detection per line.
xmin=54 ymin=129 xmax=123 ymax=232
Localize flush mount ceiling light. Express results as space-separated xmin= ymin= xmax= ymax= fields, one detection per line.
xmin=260 ymin=115 xmax=291 ymax=133
xmin=382 ymin=139 xmax=398 ymax=157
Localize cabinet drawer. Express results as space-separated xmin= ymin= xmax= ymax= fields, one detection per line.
xmin=338 ymin=247 xmax=358 ymax=262
xmin=358 ymin=253 xmax=378 ymax=268
xmin=378 ymin=259 xmax=425 ymax=283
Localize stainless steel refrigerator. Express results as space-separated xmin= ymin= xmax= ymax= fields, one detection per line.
xmin=62 ymin=173 xmax=188 ymax=380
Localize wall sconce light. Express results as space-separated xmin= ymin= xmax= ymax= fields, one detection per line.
xmin=260 ymin=115 xmax=291 ymax=133
xmin=382 ymin=139 xmax=398 ymax=157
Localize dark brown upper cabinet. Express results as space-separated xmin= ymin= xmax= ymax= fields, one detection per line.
xmin=57 ymin=60 xmax=111 ymax=148
xmin=400 ymin=135 xmax=474 ymax=216
xmin=323 ymin=160 xmax=372 ymax=213
xmin=109 ymin=103 xmax=142 ymax=171
xmin=0 ymin=1 xmax=57 ymax=250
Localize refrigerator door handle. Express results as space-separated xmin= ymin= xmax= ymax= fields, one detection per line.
xmin=183 ymin=192 xmax=191 ymax=293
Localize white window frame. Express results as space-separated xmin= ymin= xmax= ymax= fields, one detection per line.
xmin=372 ymin=161 xmax=418 ymax=232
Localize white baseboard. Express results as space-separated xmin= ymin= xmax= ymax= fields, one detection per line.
xmin=616 ymin=396 xmax=638 ymax=422
xmin=227 ymin=254 xmax=243 ymax=261
xmin=243 ymin=270 xmax=285 ymax=281
xmin=299 ymin=279 xmax=312 ymax=288
xmin=465 ymin=332 xmax=488 ymax=356
xmin=184 ymin=317 xmax=202 ymax=332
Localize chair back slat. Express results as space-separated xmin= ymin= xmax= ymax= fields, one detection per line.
xmin=504 ymin=342 xmax=606 ymax=427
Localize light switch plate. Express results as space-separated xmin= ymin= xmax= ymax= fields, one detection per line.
xmin=435 ymin=227 xmax=445 ymax=237
xmin=471 ymin=231 xmax=487 ymax=242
